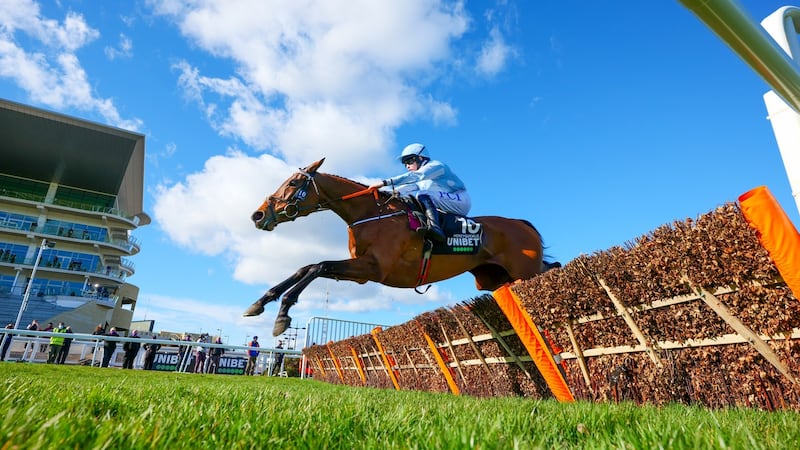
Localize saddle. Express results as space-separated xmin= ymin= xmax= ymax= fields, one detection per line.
xmin=400 ymin=197 xmax=482 ymax=255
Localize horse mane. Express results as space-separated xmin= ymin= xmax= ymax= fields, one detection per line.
xmin=321 ymin=172 xmax=366 ymax=188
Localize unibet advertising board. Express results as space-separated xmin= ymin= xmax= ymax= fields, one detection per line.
xmin=151 ymin=352 xmax=248 ymax=375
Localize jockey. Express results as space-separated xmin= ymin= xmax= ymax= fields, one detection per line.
xmin=370 ymin=143 xmax=471 ymax=243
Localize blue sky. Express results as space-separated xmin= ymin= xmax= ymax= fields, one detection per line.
xmin=1 ymin=1 xmax=798 ymax=348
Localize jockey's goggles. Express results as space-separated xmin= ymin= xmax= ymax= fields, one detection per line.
xmin=401 ymin=155 xmax=417 ymax=165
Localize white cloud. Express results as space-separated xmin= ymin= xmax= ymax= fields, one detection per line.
xmin=104 ymin=33 xmax=132 ymax=60
xmin=0 ymin=0 xmax=142 ymax=130
xmin=424 ymin=96 xmax=459 ymax=126
xmin=476 ymin=26 xmax=514 ymax=77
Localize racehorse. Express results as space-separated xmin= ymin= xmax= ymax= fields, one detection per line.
xmin=246 ymin=158 xmax=556 ymax=336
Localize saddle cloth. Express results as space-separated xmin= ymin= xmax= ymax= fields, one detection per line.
xmin=405 ymin=202 xmax=482 ymax=255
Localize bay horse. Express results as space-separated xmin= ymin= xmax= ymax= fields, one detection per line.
xmin=246 ymin=158 xmax=555 ymax=336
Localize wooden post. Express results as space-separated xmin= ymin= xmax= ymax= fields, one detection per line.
xmin=564 ymin=320 xmax=593 ymax=392
xmin=597 ymin=277 xmax=663 ymax=368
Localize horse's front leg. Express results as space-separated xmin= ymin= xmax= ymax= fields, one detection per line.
xmin=243 ymin=265 xmax=315 ymax=317
xmin=271 ymin=258 xmax=382 ymax=336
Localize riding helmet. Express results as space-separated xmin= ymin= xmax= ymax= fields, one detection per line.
xmin=398 ymin=143 xmax=429 ymax=162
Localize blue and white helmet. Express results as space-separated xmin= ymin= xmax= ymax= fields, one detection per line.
xmin=398 ymin=143 xmax=429 ymax=163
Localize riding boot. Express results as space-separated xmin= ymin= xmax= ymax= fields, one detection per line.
xmin=417 ymin=194 xmax=446 ymax=243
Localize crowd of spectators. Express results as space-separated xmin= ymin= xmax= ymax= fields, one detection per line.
xmin=0 ymin=321 xmax=291 ymax=376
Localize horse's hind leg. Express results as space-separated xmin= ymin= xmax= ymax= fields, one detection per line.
xmin=271 ymin=264 xmax=325 ymax=336
xmin=243 ymin=265 xmax=314 ymax=317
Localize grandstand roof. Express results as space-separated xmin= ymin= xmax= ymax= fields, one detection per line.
xmin=0 ymin=98 xmax=147 ymax=223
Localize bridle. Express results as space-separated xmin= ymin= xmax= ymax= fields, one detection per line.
xmin=254 ymin=170 xmax=322 ymax=229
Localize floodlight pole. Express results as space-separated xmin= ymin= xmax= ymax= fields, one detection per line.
xmin=14 ymin=238 xmax=53 ymax=329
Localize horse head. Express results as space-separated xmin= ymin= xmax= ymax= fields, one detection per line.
xmin=251 ymin=158 xmax=326 ymax=231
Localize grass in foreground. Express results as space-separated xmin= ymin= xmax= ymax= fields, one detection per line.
xmin=1 ymin=363 xmax=799 ymax=449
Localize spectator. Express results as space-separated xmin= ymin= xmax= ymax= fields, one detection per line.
xmin=92 ymin=323 xmax=105 ymax=335
xmin=101 ymin=327 xmax=119 ymax=368
xmin=207 ymin=336 xmax=225 ymax=374
xmin=271 ymin=340 xmax=285 ymax=376
xmin=57 ymin=326 xmax=73 ymax=364
xmin=1 ymin=323 xmax=13 ymax=361
xmin=122 ymin=330 xmax=141 ymax=369
xmin=26 ymin=320 xmax=39 ymax=332
xmin=22 ymin=319 xmax=39 ymax=359
xmin=193 ymin=335 xmax=207 ymax=373
xmin=46 ymin=322 xmax=67 ymax=364
xmin=143 ymin=337 xmax=161 ymax=370
xmin=245 ymin=336 xmax=260 ymax=376
xmin=91 ymin=323 xmax=105 ymax=362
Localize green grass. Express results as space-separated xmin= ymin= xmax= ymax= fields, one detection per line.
xmin=1 ymin=364 xmax=798 ymax=449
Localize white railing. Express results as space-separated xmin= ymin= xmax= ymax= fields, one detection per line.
xmin=0 ymin=330 xmax=299 ymax=375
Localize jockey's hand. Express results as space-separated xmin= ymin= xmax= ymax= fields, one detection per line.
xmin=368 ymin=181 xmax=384 ymax=191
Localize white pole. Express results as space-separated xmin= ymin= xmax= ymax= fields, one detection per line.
xmin=13 ymin=239 xmax=50 ymax=329
xmin=764 ymin=91 xmax=800 ymax=219
xmin=761 ymin=7 xmax=800 ymax=219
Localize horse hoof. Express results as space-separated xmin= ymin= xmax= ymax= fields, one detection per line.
xmin=243 ymin=302 xmax=265 ymax=317
xmin=273 ymin=316 xmax=292 ymax=336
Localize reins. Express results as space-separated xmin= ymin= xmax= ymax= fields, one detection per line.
xmin=340 ymin=187 xmax=380 ymax=201
xmin=336 ymin=187 xmax=408 ymax=226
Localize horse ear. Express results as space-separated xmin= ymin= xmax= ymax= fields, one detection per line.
xmin=305 ymin=158 xmax=325 ymax=174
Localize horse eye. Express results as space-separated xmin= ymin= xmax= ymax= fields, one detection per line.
xmin=288 ymin=180 xmax=299 ymax=187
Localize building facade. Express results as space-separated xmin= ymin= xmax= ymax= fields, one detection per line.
xmin=0 ymin=99 xmax=149 ymax=334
